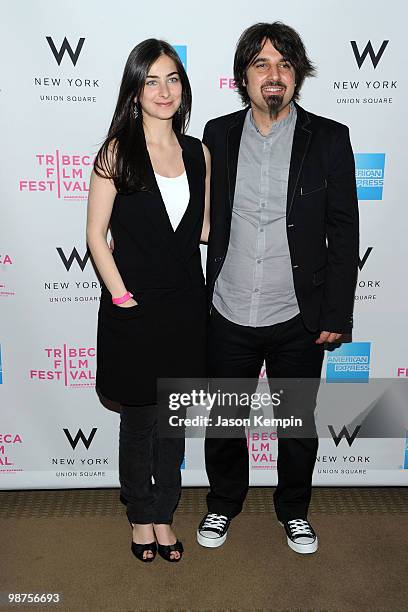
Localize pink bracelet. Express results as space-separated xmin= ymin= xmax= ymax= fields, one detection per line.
xmin=112 ymin=291 xmax=133 ymax=305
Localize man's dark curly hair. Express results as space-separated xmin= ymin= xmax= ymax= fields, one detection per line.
xmin=233 ymin=22 xmax=316 ymax=105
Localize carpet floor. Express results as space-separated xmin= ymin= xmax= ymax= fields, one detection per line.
xmin=1 ymin=487 xmax=407 ymax=612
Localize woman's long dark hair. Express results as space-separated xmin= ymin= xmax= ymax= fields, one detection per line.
xmin=94 ymin=39 xmax=192 ymax=193
xmin=234 ymin=22 xmax=316 ymax=106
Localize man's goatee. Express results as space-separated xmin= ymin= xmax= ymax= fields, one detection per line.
xmin=266 ymin=95 xmax=283 ymax=120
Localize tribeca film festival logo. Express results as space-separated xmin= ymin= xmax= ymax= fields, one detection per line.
xmin=356 ymin=246 xmax=381 ymax=303
xmin=247 ymin=431 xmax=277 ymax=470
xmin=355 ymin=154 xmax=385 ymax=201
xmin=19 ymin=151 xmax=93 ymax=201
xmin=29 ymin=345 xmax=96 ymax=387
xmin=44 ymin=247 xmax=100 ymax=305
xmin=0 ymin=433 xmax=23 ymax=473
xmin=326 ymin=342 xmax=371 ymax=383
xmin=53 ymin=428 xmax=109 ymax=478
xmin=219 ymin=77 xmax=236 ymax=91
xmin=334 ymin=40 xmax=398 ymax=105
xmin=35 ymin=36 xmax=100 ymax=104
xmin=0 ymin=252 xmax=15 ymax=298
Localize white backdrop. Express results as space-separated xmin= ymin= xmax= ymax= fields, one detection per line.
xmin=1 ymin=0 xmax=407 ymax=489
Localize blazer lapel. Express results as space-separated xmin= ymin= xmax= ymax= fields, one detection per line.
xmin=226 ymin=109 xmax=248 ymax=208
xmin=172 ymin=131 xmax=201 ymax=239
xmin=286 ymin=104 xmax=312 ymax=218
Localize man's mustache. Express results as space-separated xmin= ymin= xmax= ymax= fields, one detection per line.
xmin=261 ymin=81 xmax=286 ymax=92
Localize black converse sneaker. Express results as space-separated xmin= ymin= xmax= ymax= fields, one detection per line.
xmin=280 ymin=518 xmax=318 ymax=554
xmin=197 ymin=513 xmax=230 ymax=548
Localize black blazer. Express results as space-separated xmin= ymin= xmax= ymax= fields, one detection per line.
xmin=96 ymin=132 xmax=207 ymax=405
xmin=105 ymin=132 xmax=206 ymax=295
xmin=203 ymin=103 xmax=359 ymax=334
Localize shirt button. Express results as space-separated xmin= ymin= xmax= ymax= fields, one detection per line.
xmin=254 ymin=288 xmax=259 ymax=293
xmin=257 ymin=259 xmax=262 ymax=264
xmin=259 ymin=228 xmax=264 ymax=232
xmin=261 ymin=203 xmax=266 ymax=208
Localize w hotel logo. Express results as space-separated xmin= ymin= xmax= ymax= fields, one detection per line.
xmin=355 ymin=154 xmax=385 ymax=201
xmin=57 ymin=247 xmax=90 ymax=271
xmin=350 ymin=40 xmax=389 ymax=69
xmin=63 ymin=427 xmax=97 ymax=450
xmin=46 ymin=36 xmax=85 ymax=66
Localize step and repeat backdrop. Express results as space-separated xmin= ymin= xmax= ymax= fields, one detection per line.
xmin=1 ymin=0 xmax=407 ymax=489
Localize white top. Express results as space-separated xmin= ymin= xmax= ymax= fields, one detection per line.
xmin=154 ymin=171 xmax=190 ymax=230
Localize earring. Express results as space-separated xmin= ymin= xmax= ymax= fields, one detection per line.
xmin=133 ymin=103 xmax=138 ymax=119
xmin=177 ymin=106 xmax=182 ymax=115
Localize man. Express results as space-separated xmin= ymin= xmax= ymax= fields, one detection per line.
xmin=197 ymin=22 xmax=359 ymax=554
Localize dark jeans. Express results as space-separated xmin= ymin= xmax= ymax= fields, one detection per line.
xmin=205 ymin=309 xmax=325 ymax=522
xmin=119 ymin=403 xmax=185 ymax=524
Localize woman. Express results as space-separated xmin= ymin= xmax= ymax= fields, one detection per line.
xmin=86 ymin=39 xmax=210 ymax=563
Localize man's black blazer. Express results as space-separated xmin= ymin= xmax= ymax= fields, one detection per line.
xmin=203 ymin=102 xmax=359 ymax=334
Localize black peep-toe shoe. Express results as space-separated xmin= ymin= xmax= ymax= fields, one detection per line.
xmin=131 ymin=540 xmax=157 ymax=563
xmin=157 ymin=540 xmax=184 ymax=563
xmin=127 ymin=517 xmax=157 ymax=563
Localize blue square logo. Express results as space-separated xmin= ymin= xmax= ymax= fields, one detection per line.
xmin=326 ymin=342 xmax=371 ymax=382
xmin=173 ymin=45 xmax=187 ymax=71
xmin=355 ymin=153 xmax=385 ymax=201
xmin=180 ymin=456 xmax=185 ymax=470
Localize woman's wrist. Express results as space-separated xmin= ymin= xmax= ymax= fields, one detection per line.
xmin=116 ymin=297 xmax=137 ymax=308
xmin=112 ymin=291 xmax=133 ymax=305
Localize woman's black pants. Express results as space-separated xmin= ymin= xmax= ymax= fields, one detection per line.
xmin=119 ymin=404 xmax=185 ymax=524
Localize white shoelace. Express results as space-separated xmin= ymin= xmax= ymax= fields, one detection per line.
xmin=202 ymin=513 xmax=228 ymax=532
xmin=287 ymin=519 xmax=314 ymax=538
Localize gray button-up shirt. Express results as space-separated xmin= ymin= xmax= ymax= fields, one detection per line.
xmin=213 ymin=103 xmax=300 ymax=327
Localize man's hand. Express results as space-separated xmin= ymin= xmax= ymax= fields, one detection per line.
xmin=315 ymin=331 xmax=342 ymax=345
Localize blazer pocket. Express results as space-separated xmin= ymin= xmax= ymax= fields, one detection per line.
xmin=300 ymin=179 xmax=328 ymax=196
xmin=109 ymin=302 xmax=143 ymax=320
xmin=100 ymin=293 xmax=144 ymax=320
xmin=313 ymin=266 xmax=326 ymax=286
